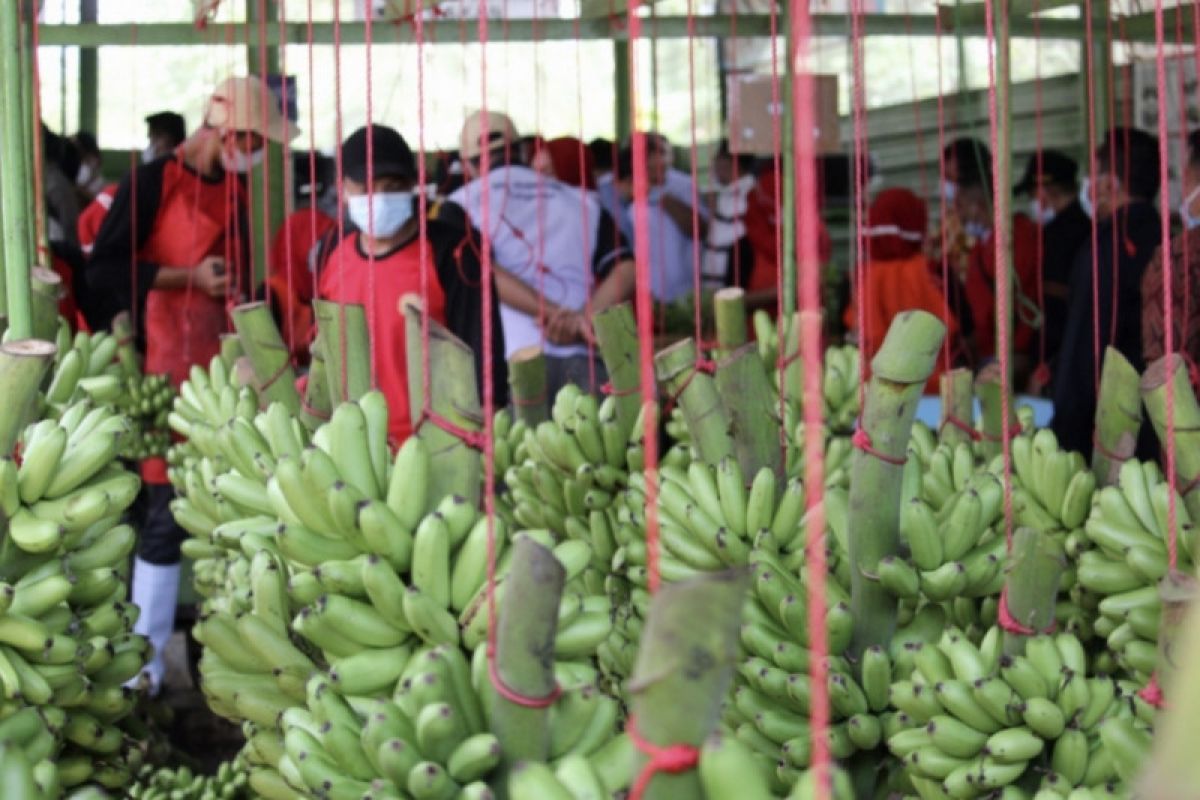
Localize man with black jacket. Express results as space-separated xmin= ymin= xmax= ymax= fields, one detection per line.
xmin=1014 ymin=149 xmax=1090 ymax=391
xmin=1052 ymin=128 xmax=1163 ymax=458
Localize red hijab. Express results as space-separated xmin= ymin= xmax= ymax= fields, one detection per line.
xmin=542 ymin=137 xmax=596 ymax=191
xmin=866 ymin=188 xmax=927 ymax=261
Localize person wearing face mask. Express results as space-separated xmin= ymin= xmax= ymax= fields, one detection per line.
xmin=700 ymin=139 xmax=758 ymax=291
xmin=144 ymin=111 xmax=187 ymax=163
xmin=84 ymin=75 xmax=288 ymax=695
xmin=1142 ymin=129 xmax=1200 ymax=370
xmin=70 ymin=131 xmax=107 ymax=203
xmin=1013 ymin=150 xmax=1089 ymax=391
xmin=927 ymin=138 xmax=992 ymax=284
xmin=1052 ymin=127 xmax=1163 ymax=459
xmin=318 ymin=124 xmax=509 ymax=443
xmin=956 ymin=157 xmax=1041 ymax=376
xmin=442 ymin=111 xmax=636 ymax=399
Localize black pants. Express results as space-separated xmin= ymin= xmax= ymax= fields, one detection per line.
xmin=134 ymin=483 xmax=186 ymax=566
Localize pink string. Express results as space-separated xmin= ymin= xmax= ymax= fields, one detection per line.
xmin=940 ymin=415 xmax=982 ymax=442
xmin=852 ymin=425 xmax=907 ymax=467
xmin=1139 ymin=674 xmax=1167 ymax=709
xmin=626 ymin=716 xmax=700 ymax=800
xmin=997 ymin=586 xmax=1055 ymax=635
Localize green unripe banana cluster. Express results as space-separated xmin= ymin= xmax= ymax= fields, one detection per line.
xmin=885 ymin=627 xmax=1150 ymax=799
xmin=126 ymin=755 xmax=251 ymax=800
xmin=1077 ymin=459 xmax=1194 ymax=684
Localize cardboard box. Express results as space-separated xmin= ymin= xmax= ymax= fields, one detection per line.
xmin=727 ymin=73 xmax=840 ymax=156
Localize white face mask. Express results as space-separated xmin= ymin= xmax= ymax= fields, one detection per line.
xmin=941 ymin=180 xmax=958 ymax=203
xmin=221 ymin=147 xmax=265 ymax=174
xmin=141 ymin=145 xmax=158 ymax=164
xmin=1030 ymin=198 xmax=1056 ymax=225
xmin=1180 ymin=185 xmax=1200 ymax=230
xmin=75 ymin=163 xmax=94 ymax=187
xmin=1079 ymin=177 xmax=1094 ymax=219
xmin=348 ymin=192 xmax=414 ymax=239
xmin=964 ymin=221 xmax=990 ymax=240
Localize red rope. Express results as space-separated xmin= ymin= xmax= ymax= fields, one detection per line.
xmin=849 ymin=0 xmax=870 ymax=409
xmin=852 ymin=426 xmax=906 ymax=467
xmin=626 ymin=1 xmax=662 ymax=596
xmin=277 ymin=0 xmax=295 ymax=353
xmin=306 ymin=0 xmax=319 ymax=316
xmin=997 ymin=586 xmax=1055 ymax=635
xmin=1139 ymin=674 xmax=1167 ymax=709
xmin=1031 ymin=0 xmax=1047 ymax=374
xmin=1151 ymin=0 xmax=1179 ymax=570
xmin=940 ymin=414 xmax=982 ymax=442
xmin=798 ymin=2 xmax=831 ymax=796
xmin=625 ymin=716 xmax=700 ymax=800
xmin=982 ymin=0 xmax=1015 ymax=550
xmin=1083 ymin=0 xmax=1101 ymax=397
xmin=332 ymin=0 xmax=349 ymax=402
xmin=934 ymin=10 xmax=951 ymax=369
xmin=365 ymin=0 xmax=379 ymax=390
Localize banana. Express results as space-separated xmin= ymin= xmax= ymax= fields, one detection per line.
xmin=507 ymin=760 xmax=573 ymax=800
xmin=717 ymin=456 xmax=748 ymax=537
xmin=698 ymin=730 xmax=776 ymax=800
xmin=744 ymin=467 xmax=777 ymax=535
xmin=447 ymin=732 xmax=502 ymax=784
xmin=387 ymin=437 xmax=430 ymax=529
xmin=902 ymin=498 xmax=943 ymax=571
xmin=984 ymin=726 xmax=1044 ymax=763
xmin=934 ymin=680 xmax=1002 ymax=734
xmin=403 ymin=587 xmax=460 ymax=647
xmin=44 ymin=430 xmax=125 ymax=500
xmin=860 ymin=645 xmax=892 ymax=713
xmin=358 ymin=499 xmax=415 ymax=571
xmin=6 ymin=510 xmax=65 ymax=555
xmin=411 ymin=512 xmax=452 ymax=609
xmin=16 ymin=424 xmax=68 ymax=505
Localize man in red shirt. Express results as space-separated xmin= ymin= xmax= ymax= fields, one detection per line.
xmin=85 ymin=76 xmax=289 ymax=695
xmin=318 ymin=124 xmax=507 ymax=444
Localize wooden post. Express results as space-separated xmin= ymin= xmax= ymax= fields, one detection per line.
xmin=507 ymin=346 xmax=549 ymax=426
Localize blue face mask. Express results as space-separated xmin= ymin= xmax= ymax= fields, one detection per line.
xmin=1030 ymin=199 xmax=1056 ymax=225
xmin=348 ymin=192 xmax=414 ymax=238
xmin=964 ymin=221 xmax=990 ymax=240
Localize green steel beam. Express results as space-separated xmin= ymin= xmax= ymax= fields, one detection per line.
xmin=34 ymin=14 xmax=1091 ymax=46
xmin=614 ymin=40 xmax=632 ymax=141
xmin=1120 ymin=3 xmax=1195 ymax=40
xmin=937 ymin=0 xmax=1079 ymax=27
xmin=79 ymin=0 xmax=98 ymax=134
xmin=246 ymin=0 xmax=286 ymax=288
xmin=994 ymin=0 xmax=1014 ymax=388
xmin=1 ymin=2 xmax=33 ymax=337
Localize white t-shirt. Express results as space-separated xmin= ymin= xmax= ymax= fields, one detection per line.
xmin=449 ymin=166 xmax=625 ymax=359
xmin=638 ymin=169 xmax=707 ymax=303
xmin=701 ymin=174 xmax=756 ymax=288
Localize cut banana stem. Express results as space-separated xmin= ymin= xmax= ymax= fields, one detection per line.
xmin=592 ymin=303 xmax=643 ymax=440
xmin=1092 ymin=347 xmax=1142 ymax=487
xmin=1140 ymin=592 xmax=1200 ymax=797
xmin=1141 ymin=354 xmax=1200 ymax=524
xmin=0 ymin=340 xmax=56 ymax=455
xmin=313 ymin=298 xmax=372 ymax=405
xmin=974 ymin=362 xmax=1018 ymax=462
xmin=489 ymin=537 xmax=565 ymax=789
xmin=938 ymin=368 xmax=975 ymax=448
xmin=626 ymin=570 xmax=747 ymax=800
xmin=713 ymin=287 xmax=748 ymax=358
xmin=402 ymin=295 xmax=483 ymax=507
xmin=655 ymin=337 xmax=734 ymax=468
xmin=301 ymin=331 xmax=334 ymax=431
xmin=507 ymin=346 xmax=549 ymax=426
xmin=848 ymin=310 xmax=946 ymax=656
xmin=231 ymin=302 xmax=301 ymax=413
xmin=715 ymin=343 xmax=783 ymax=480
xmin=1001 ymin=528 xmax=1065 ymax=656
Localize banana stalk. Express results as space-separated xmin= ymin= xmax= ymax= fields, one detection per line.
xmin=508 ymin=345 xmax=549 ymax=426
xmin=490 ymin=537 xmax=565 ymax=795
xmin=1093 ymin=346 xmax=1142 ymax=487
xmin=0 ymin=339 xmax=55 ymax=455
xmin=715 ymin=343 xmax=783 ymax=478
xmin=1141 ymin=354 xmax=1200 ymax=522
xmin=1155 ymin=571 xmax=1198 ymax=695
xmin=1138 ymin=589 xmax=1200 ymax=799
xmin=655 ymin=337 xmax=734 ymax=467
xmin=627 ymin=570 xmax=747 ymax=800
xmin=314 ymin=298 xmax=372 ymax=404
xmin=593 ymin=302 xmax=643 ymax=440
xmin=974 ymin=362 xmax=1017 ymax=461
xmin=112 ymin=311 xmax=141 ymax=377
xmin=1001 ymin=527 xmax=1065 ymax=656
xmin=218 ymin=332 xmax=244 ymax=369
xmin=848 ymin=310 xmax=946 ymax=655
xmin=302 ymin=331 xmax=333 ymax=430
xmin=231 ymin=302 xmax=301 ymax=413
xmin=28 ymin=267 xmax=60 ymax=342
xmin=938 ymin=368 xmax=975 ymax=448
xmin=402 ymin=295 xmax=482 ymax=506
xmin=779 ymin=311 xmax=804 ymax=405
xmin=713 ymin=287 xmax=747 ymax=359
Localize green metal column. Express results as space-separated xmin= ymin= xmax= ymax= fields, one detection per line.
xmin=614 ymin=40 xmax=632 ymax=142
xmin=247 ymin=0 xmax=287 ymax=287
xmin=79 ymin=0 xmax=98 ymax=135
xmin=1080 ymin=2 xmax=1110 ymax=164
xmin=1 ymin=1 xmax=34 ymax=337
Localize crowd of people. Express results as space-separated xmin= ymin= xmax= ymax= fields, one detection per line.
xmin=28 ymin=74 xmax=1200 ymax=691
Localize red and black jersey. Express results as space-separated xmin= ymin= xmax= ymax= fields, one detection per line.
xmin=318 ymin=220 xmax=508 ymax=444
xmin=85 ymin=152 xmax=250 ymax=385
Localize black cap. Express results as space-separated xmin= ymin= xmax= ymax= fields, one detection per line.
xmin=145 ymin=111 xmax=187 ymax=147
xmin=1015 ymin=149 xmax=1078 ymax=195
xmin=340 ymin=125 xmax=416 ymax=184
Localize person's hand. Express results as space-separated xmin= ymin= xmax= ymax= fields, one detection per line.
xmin=545 ymin=310 xmax=594 ymax=346
xmin=195 ymin=256 xmax=230 ymax=298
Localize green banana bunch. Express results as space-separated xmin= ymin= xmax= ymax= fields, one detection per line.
xmin=1004 ymin=429 xmax=1097 ymax=537
xmin=114 ymin=373 xmax=176 ymax=461
xmin=126 ymin=755 xmax=252 ymax=800
xmin=886 ymin=627 xmax=1140 ymax=799
xmin=41 ymin=327 xmax=130 ymax=413
xmin=1077 ymin=458 xmax=1192 ymax=684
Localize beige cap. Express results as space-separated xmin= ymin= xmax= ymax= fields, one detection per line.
xmin=203 ymin=75 xmax=291 ymax=143
xmin=460 ymin=110 xmax=518 ymax=161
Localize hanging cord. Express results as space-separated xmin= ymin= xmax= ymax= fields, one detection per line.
xmin=571 ymin=20 xmax=598 ymax=391
xmin=1083 ymin=0 xmax=1101 ymax=395
xmin=849 ymin=0 xmax=870 ymax=412
xmin=982 ymin=0 xmax=1015 ymax=549
xmin=1032 ymin=0 xmax=1048 ymax=378
xmin=626 ymin=716 xmax=700 ymax=800
xmin=900 ymin=0 xmax=929 ymax=201
xmin=365 ymin=0 xmax=379 ymax=390
xmin=684 ymin=0 xmax=714 ymax=371
xmin=276 ymin=0 xmax=296 ymax=353
xmin=1151 ymin=0 xmax=1178 ymax=571
xmin=794 ymin=1 xmax=830 ymax=794
xmin=768 ymin=0 xmax=788 ymax=464
xmin=306 ymin=0 xmax=319 ymax=315
xmin=934 ymin=10 xmax=952 ymax=369
xmin=332 ymin=0 xmax=350 ymax=400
